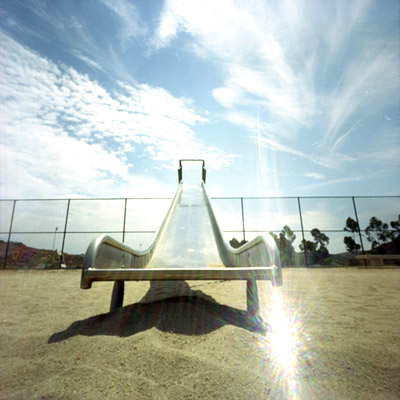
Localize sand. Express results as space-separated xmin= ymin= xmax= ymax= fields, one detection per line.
xmin=0 ymin=268 xmax=399 ymax=399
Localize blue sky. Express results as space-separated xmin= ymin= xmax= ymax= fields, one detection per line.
xmin=0 ymin=0 xmax=399 ymax=200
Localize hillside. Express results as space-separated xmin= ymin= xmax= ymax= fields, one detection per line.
xmin=0 ymin=240 xmax=84 ymax=269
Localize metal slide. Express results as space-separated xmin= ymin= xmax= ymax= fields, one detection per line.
xmin=81 ymin=160 xmax=282 ymax=313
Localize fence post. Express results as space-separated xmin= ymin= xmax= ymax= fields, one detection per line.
xmin=240 ymin=197 xmax=246 ymax=242
xmin=297 ymin=197 xmax=308 ymax=267
xmin=59 ymin=199 xmax=70 ymax=268
xmin=3 ymin=200 xmax=16 ymax=269
xmin=352 ymin=197 xmax=366 ymax=256
xmin=122 ymin=198 xmax=127 ymax=243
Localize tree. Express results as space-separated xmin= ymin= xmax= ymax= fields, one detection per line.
xmin=272 ymin=225 xmax=297 ymax=267
xmin=299 ymin=239 xmax=315 ymax=253
xmin=299 ymin=239 xmax=317 ymax=264
xmin=344 ymin=217 xmax=359 ymax=240
xmin=229 ymin=238 xmax=247 ymax=249
xmin=299 ymin=228 xmax=330 ymax=265
xmin=344 ymin=236 xmax=361 ymax=254
xmin=389 ymin=215 xmax=400 ymax=240
xmin=311 ymin=228 xmax=330 ymax=263
xmin=282 ymin=225 xmax=296 ymax=245
xmin=365 ymin=217 xmax=389 ymax=249
xmin=344 ymin=217 xmax=361 ymax=254
xmin=311 ymin=228 xmax=329 ymax=248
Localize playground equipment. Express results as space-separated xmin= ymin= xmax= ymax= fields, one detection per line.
xmin=81 ymin=160 xmax=282 ymax=315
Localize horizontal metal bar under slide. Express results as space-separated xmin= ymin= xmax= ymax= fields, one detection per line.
xmin=82 ymin=266 xmax=277 ymax=288
xmin=81 ymin=182 xmax=282 ymax=290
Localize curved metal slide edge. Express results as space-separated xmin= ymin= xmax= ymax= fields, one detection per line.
xmin=202 ymin=183 xmax=282 ymax=287
xmin=81 ymin=183 xmax=283 ymax=289
xmin=81 ymin=185 xmax=183 ymax=289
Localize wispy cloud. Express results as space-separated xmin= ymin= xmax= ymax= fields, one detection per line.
xmin=252 ymin=135 xmax=358 ymax=173
xmin=99 ymin=0 xmax=148 ymax=45
xmin=0 ymin=31 xmax=233 ymax=198
xmin=153 ymin=0 xmax=317 ymax=125
xmin=301 ymin=176 xmax=362 ymax=192
xmin=4 ymin=0 xmax=145 ymax=80
xmin=69 ymin=49 xmax=103 ymax=72
xmin=322 ymin=28 xmax=399 ymax=149
xmin=0 ymin=1 xmax=398 ymax=199
xmin=154 ymin=0 xmax=400 ymax=175
xmin=305 ymin=173 xmax=325 ymax=181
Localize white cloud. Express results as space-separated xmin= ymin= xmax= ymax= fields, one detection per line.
xmin=306 ymin=173 xmax=325 ymax=181
xmin=154 ymin=0 xmax=400 ymax=176
xmin=212 ymin=87 xmax=239 ymax=109
xmin=0 ymin=31 xmax=234 ymax=198
xmin=154 ymin=0 xmax=317 ymax=126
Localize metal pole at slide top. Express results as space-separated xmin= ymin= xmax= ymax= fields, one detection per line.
xmin=3 ymin=200 xmax=16 ymax=269
xmin=297 ymin=197 xmax=308 ymax=267
xmin=178 ymin=159 xmax=206 ymax=183
xmin=59 ymin=199 xmax=70 ymax=268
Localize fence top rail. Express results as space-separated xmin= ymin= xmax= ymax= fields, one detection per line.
xmin=0 ymin=230 xmax=158 ymax=235
xmin=0 ymin=197 xmax=174 ymax=202
xmin=1 ymin=195 xmax=399 ymax=202
xmin=3 ymin=228 xmax=397 ymax=235
xmin=211 ymin=195 xmax=400 ymax=200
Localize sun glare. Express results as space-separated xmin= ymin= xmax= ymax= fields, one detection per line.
xmin=268 ymin=295 xmax=298 ymax=377
xmin=259 ymin=286 xmax=309 ymax=399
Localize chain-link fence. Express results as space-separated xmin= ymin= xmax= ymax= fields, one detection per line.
xmin=1 ymin=195 xmax=399 ymax=269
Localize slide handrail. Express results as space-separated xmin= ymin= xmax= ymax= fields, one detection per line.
xmin=178 ymin=159 xmax=206 ymax=183
xmin=201 ymin=182 xmax=282 ymax=285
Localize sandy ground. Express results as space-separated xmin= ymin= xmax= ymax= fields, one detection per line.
xmin=0 ymin=268 xmax=399 ymax=400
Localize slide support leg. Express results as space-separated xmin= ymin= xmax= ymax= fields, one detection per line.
xmin=246 ymin=280 xmax=259 ymax=316
xmin=110 ymin=280 xmax=125 ymax=311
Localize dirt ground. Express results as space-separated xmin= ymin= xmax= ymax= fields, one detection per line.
xmin=0 ymin=268 xmax=399 ymax=400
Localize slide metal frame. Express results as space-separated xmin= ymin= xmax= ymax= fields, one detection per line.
xmin=81 ymin=160 xmax=282 ymax=313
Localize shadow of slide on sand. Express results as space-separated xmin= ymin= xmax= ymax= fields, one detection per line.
xmin=49 ymin=281 xmax=268 ymax=343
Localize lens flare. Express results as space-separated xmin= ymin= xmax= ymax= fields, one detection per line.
xmin=258 ymin=285 xmax=310 ymax=399
xmin=268 ymin=294 xmax=298 ymax=375
xmin=267 ymin=289 xmax=300 ymax=396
